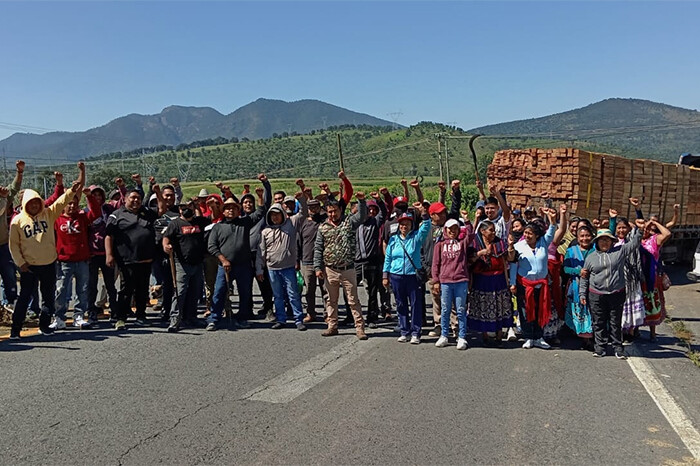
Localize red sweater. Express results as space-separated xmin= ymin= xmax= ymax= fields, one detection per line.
xmin=431 ymin=224 xmax=474 ymax=284
xmin=55 ymin=195 xmax=100 ymax=262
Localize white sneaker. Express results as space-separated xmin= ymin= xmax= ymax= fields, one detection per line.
xmin=533 ymin=338 xmax=551 ymax=349
xmin=397 ymin=335 xmax=408 ymax=343
xmin=456 ymin=338 xmax=469 ymax=350
xmin=507 ymin=327 xmax=517 ymax=342
xmin=73 ymin=315 xmax=90 ymax=329
xmin=522 ymin=339 xmax=534 ymax=349
xmin=435 ymin=336 xmax=449 ymax=348
xmin=410 ymin=336 xmax=421 ymax=345
xmin=49 ymin=317 xmax=67 ymax=330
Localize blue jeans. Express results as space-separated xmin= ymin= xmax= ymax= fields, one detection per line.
xmin=440 ymin=282 xmax=468 ymax=339
xmin=208 ymin=263 xmax=253 ymax=324
xmin=268 ymin=267 xmax=303 ymax=324
xmin=0 ymin=243 xmax=17 ymax=304
xmin=390 ymin=274 xmax=423 ymax=337
xmin=55 ymin=261 xmax=89 ymax=321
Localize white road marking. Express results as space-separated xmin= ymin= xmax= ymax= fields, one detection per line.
xmin=241 ymin=337 xmax=378 ymax=404
xmin=627 ymin=349 xmax=700 ymax=459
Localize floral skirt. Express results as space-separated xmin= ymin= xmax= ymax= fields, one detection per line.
xmin=642 ymin=274 xmax=666 ymax=327
xmin=468 ymin=273 xmax=513 ymax=333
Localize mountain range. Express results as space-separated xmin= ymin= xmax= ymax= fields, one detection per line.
xmin=0 ymin=98 xmax=397 ymax=163
xmin=469 ymin=98 xmax=700 ymax=160
xmin=2 ymin=97 xmax=699 ymax=165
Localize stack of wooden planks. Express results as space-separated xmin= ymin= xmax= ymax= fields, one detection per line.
xmin=486 ymin=148 xmax=700 ymax=225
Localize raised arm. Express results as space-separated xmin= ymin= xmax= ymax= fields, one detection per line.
xmin=489 ymin=182 xmax=511 ymax=222
xmin=170 ymin=178 xmax=183 ymax=204
xmin=152 ymin=183 xmax=167 ymax=216
xmin=437 ymin=180 xmax=447 ymax=206
xmin=543 ymin=208 xmax=558 ymax=246
xmin=629 ymin=197 xmax=644 ymax=220
xmin=553 ymin=204 xmax=568 ymax=245
xmin=9 ymin=160 xmax=24 ymax=198
xmin=608 ymin=208 xmax=618 ymax=235
xmin=259 ymin=173 xmax=272 ymax=207
xmin=449 ymin=180 xmax=462 ymax=219
xmin=400 ymin=178 xmax=409 ymax=203
xmin=666 ymin=204 xmax=679 ymax=229
xmin=622 ymin=220 xmax=644 ymax=255
xmin=475 ymin=179 xmax=487 ymax=202
xmin=651 ymin=219 xmax=672 ymax=247
xmin=410 ymin=178 xmax=424 ymax=204
xmin=339 ymin=171 xmax=353 ymax=205
xmin=348 ymin=192 xmax=368 ymax=229
xmin=45 ymin=171 xmax=65 ymax=207
xmin=380 ymin=186 xmax=393 ymax=213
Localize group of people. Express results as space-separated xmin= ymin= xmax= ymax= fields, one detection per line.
xmin=1 ymin=160 xmax=676 ymax=359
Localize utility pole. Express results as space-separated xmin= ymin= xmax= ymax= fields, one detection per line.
xmin=436 ymin=134 xmax=444 ymax=180
xmin=2 ymin=148 xmax=7 ymax=184
xmin=444 ymin=136 xmax=451 ymax=184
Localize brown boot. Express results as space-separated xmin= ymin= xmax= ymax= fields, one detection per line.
xmin=303 ymin=312 xmax=316 ymax=323
xmin=321 ymin=328 xmax=338 ymax=337
xmin=356 ymin=328 xmax=368 ymax=340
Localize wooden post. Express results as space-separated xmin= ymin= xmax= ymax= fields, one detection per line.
xmin=336 ymin=134 xmax=345 ymax=172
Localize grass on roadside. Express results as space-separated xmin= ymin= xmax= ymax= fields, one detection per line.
xmin=667 ymin=318 xmax=700 ymax=368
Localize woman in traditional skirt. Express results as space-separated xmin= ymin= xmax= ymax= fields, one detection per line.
xmin=641 ymin=218 xmax=672 ymax=341
xmin=563 ymin=224 xmax=595 ymax=350
xmin=613 ymin=217 xmax=646 ymax=336
xmin=467 ymin=220 xmax=512 ymax=345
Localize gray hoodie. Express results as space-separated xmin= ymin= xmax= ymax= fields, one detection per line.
xmin=259 ymin=198 xmax=307 ymax=271
xmin=580 ymin=227 xmax=641 ymax=296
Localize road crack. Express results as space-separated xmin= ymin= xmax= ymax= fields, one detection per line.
xmin=116 ymin=393 xmax=227 ymax=465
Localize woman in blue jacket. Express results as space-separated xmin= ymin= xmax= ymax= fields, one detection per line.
xmin=383 ymin=202 xmax=431 ymax=344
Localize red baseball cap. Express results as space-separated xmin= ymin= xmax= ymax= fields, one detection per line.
xmin=394 ymin=196 xmax=408 ymax=205
xmin=428 ymin=202 xmax=447 ymax=215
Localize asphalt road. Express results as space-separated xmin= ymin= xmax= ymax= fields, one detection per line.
xmin=1 ymin=276 xmax=699 ymax=465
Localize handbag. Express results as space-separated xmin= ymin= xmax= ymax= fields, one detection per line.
xmin=397 ymin=236 xmax=428 ymax=283
xmin=661 ymin=272 xmax=672 ymax=291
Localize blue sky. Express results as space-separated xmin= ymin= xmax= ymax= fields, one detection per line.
xmin=1 ymin=1 xmax=699 ymax=141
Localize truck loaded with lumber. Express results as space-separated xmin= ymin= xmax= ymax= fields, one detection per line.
xmin=486 ymin=148 xmax=700 ymax=263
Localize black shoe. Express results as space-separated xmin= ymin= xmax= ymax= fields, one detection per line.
xmin=206 ymin=322 xmax=217 ymax=332
xmin=296 ymin=322 xmax=307 ymax=331
xmin=593 ymin=350 xmax=605 ymax=358
xmin=38 ymin=326 xmax=55 ymax=336
xmin=134 ymin=318 xmax=149 ymax=327
xmin=614 ymin=349 xmax=627 ymax=360
xmin=167 ymin=325 xmax=179 ymax=333
xmin=183 ymin=319 xmax=206 ymax=329
xmin=428 ymin=325 xmax=441 ymax=337
xmin=368 ymin=322 xmax=378 ymax=329
xmin=9 ymin=332 xmax=21 ymax=340
xmin=234 ymin=319 xmax=250 ymax=329
xmin=271 ymin=322 xmax=284 ymax=330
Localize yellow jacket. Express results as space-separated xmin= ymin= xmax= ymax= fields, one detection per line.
xmin=9 ymin=189 xmax=73 ymax=267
